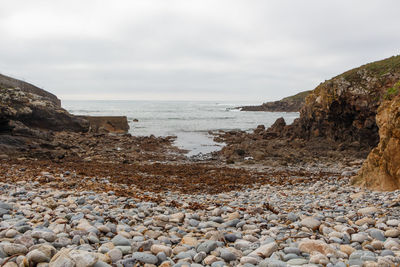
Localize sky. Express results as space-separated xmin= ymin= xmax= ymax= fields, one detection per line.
xmin=0 ymin=1 xmax=399 ymax=102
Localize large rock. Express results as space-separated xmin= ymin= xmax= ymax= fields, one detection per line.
xmin=80 ymin=116 xmax=129 ymax=134
xmin=353 ymin=92 xmax=400 ymax=190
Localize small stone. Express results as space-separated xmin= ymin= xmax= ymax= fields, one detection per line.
xmin=150 ymin=244 xmax=172 ymax=257
xmin=351 ymin=233 xmax=369 ymax=243
xmin=111 ymin=235 xmax=130 ymax=246
xmin=130 ymin=252 xmax=158 ymax=264
xmin=3 ymin=244 xmax=28 ymax=256
xmin=385 ymin=229 xmax=400 ymax=238
xmin=169 ymin=213 xmax=185 ymax=223
xmin=298 ymin=239 xmax=335 ymax=256
xmin=31 ymin=230 xmax=57 ymax=242
xmin=196 ymin=240 xmax=217 ymax=254
xmin=203 ymin=255 xmax=218 ymax=265
xmin=287 ymin=258 xmax=308 ymax=265
xmin=371 ymin=240 xmax=384 ymax=250
xmin=248 ymin=242 xmax=277 ymax=258
xmin=106 ymin=248 xmax=122 ymax=263
xmin=240 ymin=256 xmax=259 ymax=265
xmin=386 ymin=219 xmax=400 ymax=227
xmin=3 ymin=263 xmax=18 ymax=267
xmin=181 ymin=236 xmax=199 ymax=247
xmin=224 ymin=233 xmax=237 ymax=242
xmin=68 ymin=250 xmax=98 ymax=266
xmin=300 ymin=217 xmax=321 ymax=230
xmin=357 ymin=207 xmax=379 ymax=215
xmin=27 ymin=249 xmax=51 ymax=263
xmin=381 ymin=249 xmax=395 ymax=256
xmin=97 ymin=225 xmax=111 ymax=233
xmin=340 ymin=245 xmax=355 ymax=256
xmin=355 ymin=217 xmax=375 ymax=226
xmin=220 ymin=249 xmax=236 ymax=261
xmin=369 ymin=229 xmax=385 ymax=241
xmin=5 ymin=229 xmax=18 ymax=238
xmin=193 ymin=252 xmax=206 ymax=263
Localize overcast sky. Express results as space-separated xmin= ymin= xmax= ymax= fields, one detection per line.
xmin=0 ymin=1 xmax=399 ymax=102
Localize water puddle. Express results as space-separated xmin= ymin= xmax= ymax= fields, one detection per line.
xmin=173 ymin=132 xmax=224 ymax=157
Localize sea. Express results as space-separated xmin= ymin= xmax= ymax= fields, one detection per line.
xmin=63 ymin=100 xmax=299 ymax=156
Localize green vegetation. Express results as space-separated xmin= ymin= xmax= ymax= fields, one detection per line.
xmin=338 ymin=55 xmax=400 ymax=83
xmin=384 ymin=81 xmax=400 ymax=100
xmin=281 ymin=90 xmax=312 ymax=102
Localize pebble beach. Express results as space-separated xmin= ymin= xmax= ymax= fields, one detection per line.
xmin=0 ymin=168 xmax=399 ymax=267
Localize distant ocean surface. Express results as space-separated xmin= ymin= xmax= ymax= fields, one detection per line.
xmin=63 ymin=100 xmax=299 ymax=156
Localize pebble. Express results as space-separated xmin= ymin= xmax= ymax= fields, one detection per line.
xmin=0 ymin=174 xmax=396 ymax=267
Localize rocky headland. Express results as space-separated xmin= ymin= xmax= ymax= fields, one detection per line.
xmin=217 ymin=56 xmax=400 ymax=174
xmin=0 ymin=55 xmax=400 ymax=267
xmin=238 ymin=91 xmax=311 ymax=112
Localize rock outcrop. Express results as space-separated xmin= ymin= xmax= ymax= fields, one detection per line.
xmin=293 ymin=56 xmax=400 ymax=149
xmin=217 ymin=55 xmax=400 ymax=168
xmin=0 ymin=87 xmax=89 ymax=134
xmin=0 ymin=73 xmax=60 ymax=106
xmin=353 ymin=91 xmax=400 ymax=190
xmin=0 ymin=75 xmax=90 ymax=153
xmin=81 ymin=116 xmax=130 ymax=134
xmin=239 ymin=91 xmax=311 ymax=112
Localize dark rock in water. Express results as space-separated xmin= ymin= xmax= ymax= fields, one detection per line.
xmin=239 ymin=90 xmax=311 ymax=112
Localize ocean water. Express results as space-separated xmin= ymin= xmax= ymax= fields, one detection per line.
xmin=63 ymin=100 xmax=299 ymax=156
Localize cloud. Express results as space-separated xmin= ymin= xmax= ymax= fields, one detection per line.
xmin=0 ymin=0 xmax=399 ymax=101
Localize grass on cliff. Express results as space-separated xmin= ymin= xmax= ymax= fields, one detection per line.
xmin=339 ymin=55 xmax=400 ymax=83
xmin=385 ymin=81 xmax=400 ymax=100
xmin=281 ymin=90 xmax=311 ymax=102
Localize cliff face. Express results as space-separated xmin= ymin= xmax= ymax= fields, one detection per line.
xmin=0 ymin=73 xmax=61 ymax=106
xmin=352 ymin=89 xmax=400 ymax=190
xmin=0 ymin=87 xmax=89 ymax=133
xmin=0 ymin=78 xmax=90 ymax=153
xmin=240 ymin=90 xmax=311 ymax=112
xmin=217 ymin=56 xmax=400 ymax=170
xmin=293 ymin=56 xmax=400 ymax=149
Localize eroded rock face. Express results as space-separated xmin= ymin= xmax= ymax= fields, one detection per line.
xmin=0 ymin=73 xmax=60 ymax=106
xmin=0 ymin=85 xmax=89 ymax=153
xmin=353 ymin=94 xmax=400 ymax=190
xmin=0 ymin=87 xmax=89 ymax=133
xmin=294 ymin=56 xmax=400 ymax=149
xmin=216 ymin=56 xmax=400 ymax=167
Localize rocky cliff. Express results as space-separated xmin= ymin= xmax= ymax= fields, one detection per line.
xmin=0 ymin=87 xmax=89 ymax=134
xmin=0 ymin=73 xmax=61 ymax=106
xmin=292 ymin=55 xmax=400 ymax=149
xmin=352 ymin=85 xmax=400 ymax=190
xmin=239 ymin=90 xmax=311 ymax=112
xmin=0 ymin=77 xmax=89 ymax=153
xmin=217 ymin=55 xmax=400 ymax=169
